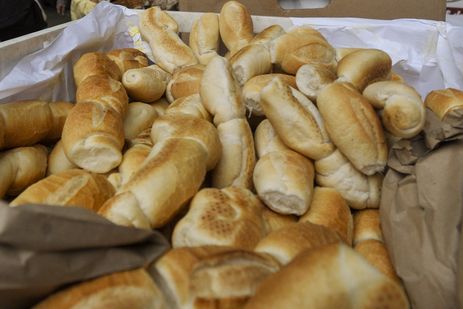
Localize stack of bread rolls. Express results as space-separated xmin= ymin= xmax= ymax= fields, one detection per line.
xmin=11 ymin=1 xmax=463 ymax=307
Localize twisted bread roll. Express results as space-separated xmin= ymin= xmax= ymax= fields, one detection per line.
xmin=123 ymin=102 xmax=157 ymax=140
xmin=317 ymin=82 xmax=387 ymax=175
xmin=106 ymin=48 xmax=148 ymax=74
xmin=363 ymin=81 xmax=425 ymax=138
xmin=219 ymin=1 xmax=254 ymax=53
xmin=0 ymin=145 xmax=47 ymax=198
xmin=425 ymin=88 xmax=463 ymax=121
xmin=230 ymin=44 xmax=272 ymax=86
xmin=122 ymin=65 xmax=170 ymax=102
xmin=281 ymin=41 xmax=337 ymax=75
xmin=189 ymin=13 xmax=220 ymax=65
xmin=295 ymin=63 xmax=336 ymax=101
xmin=172 ymin=187 xmax=267 ymax=249
xmin=165 ymin=94 xmax=211 ymax=121
xmin=47 ymin=140 xmax=77 ymax=176
xmin=0 ymin=101 xmax=73 ymax=150
xmin=166 ymin=64 xmax=205 ymax=103
xmin=73 ymin=52 xmax=121 ymax=87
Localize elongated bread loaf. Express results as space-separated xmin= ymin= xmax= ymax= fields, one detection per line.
xmin=119 ymin=143 xmax=151 ymax=186
xmin=250 ymin=24 xmax=285 ymax=46
xmin=47 ymin=140 xmax=78 ymax=176
xmin=0 ymin=145 xmax=47 ymax=198
xmin=230 ymin=44 xmax=272 ymax=86
xmin=122 ymin=66 xmax=170 ymax=103
xmin=296 ymin=63 xmax=337 ymax=101
xmin=166 ymin=64 xmax=205 ymax=103
xmin=219 ymin=1 xmax=254 ymax=53
xmin=260 ymin=78 xmax=335 ymax=160
xmin=106 ymin=48 xmax=148 ymax=74
xmin=10 ymin=169 xmax=115 ymax=211
xmin=140 ymin=6 xmax=178 ymax=32
xmin=73 ymin=52 xmax=121 ymax=87
xmin=261 ymin=207 xmax=297 ymax=233
xmin=353 ymin=209 xmax=383 ymax=244
xmin=172 ymin=187 xmax=267 ymax=249
xmin=254 ymin=119 xmax=291 ymax=158
xmin=425 ymin=88 xmax=463 ymax=121
xmin=281 ymin=41 xmax=336 ymax=75
xmin=189 ymin=13 xmax=220 ymax=65
xmin=123 ymin=102 xmax=157 ymax=140
xmin=165 ymin=94 xmax=211 ymax=121
xmin=317 ymin=82 xmax=387 ymax=175
xmin=150 ymin=98 xmax=170 ymax=117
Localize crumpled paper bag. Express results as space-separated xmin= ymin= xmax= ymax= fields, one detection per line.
xmin=381 ymin=109 xmax=463 ymax=309
xmin=0 ymin=203 xmax=170 ymax=309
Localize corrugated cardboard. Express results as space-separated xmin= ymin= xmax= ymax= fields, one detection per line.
xmin=179 ymin=0 xmax=446 ymax=21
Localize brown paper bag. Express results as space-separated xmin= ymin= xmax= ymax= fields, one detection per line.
xmin=380 ymin=110 xmax=463 ymax=309
xmin=0 ymin=203 xmax=169 ymax=309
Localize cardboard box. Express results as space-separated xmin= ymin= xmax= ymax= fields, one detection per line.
xmin=179 ymin=0 xmax=446 ymax=21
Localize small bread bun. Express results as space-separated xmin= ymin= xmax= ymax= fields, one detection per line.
xmin=189 ymin=13 xmax=220 ymax=65
xmin=281 ymin=41 xmax=336 ymax=75
xmin=106 ymin=48 xmax=149 ymax=74
xmin=295 ymin=63 xmax=337 ymax=101
xmin=123 ymin=102 xmax=157 ymax=140
xmin=166 ymin=94 xmax=211 ymax=121
xmin=425 ymin=88 xmax=463 ymax=121
xmin=219 ymin=1 xmax=254 ymax=53
xmin=141 ymin=6 xmax=178 ymax=32
xmin=122 ymin=65 xmax=170 ymax=102
xmin=166 ymin=64 xmax=205 ymax=103
xmin=230 ymin=44 xmax=272 ymax=86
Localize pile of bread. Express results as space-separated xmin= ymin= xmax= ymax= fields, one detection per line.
xmin=2 ymin=1 xmax=463 ymax=308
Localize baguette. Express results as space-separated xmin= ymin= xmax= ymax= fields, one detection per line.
xmin=189 ymin=13 xmax=220 ymax=65
xmin=165 ymin=94 xmax=212 ymax=121
xmin=106 ymin=48 xmax=149 ymax=74
xmin=47 ymin=140 xmax=78 ymax=176
xmin=166 ymin=64 xmax=205 ymax=103
xmin=425 ymin=88 xmax=463 ymax=121
xmin=219 ymin=1 xmax=254 ymax=53
xmin=73 ymin=52 xmax=121 ymax=87
xmin=295 ymin=63 xmax=337 ymax=101
xmin=122 ymin=65 xmax=170 ymax=103
xmin=229 ymin=44 xmax=272 ymax=86
xmin=123 ymin=102 xmax=157 ymax=140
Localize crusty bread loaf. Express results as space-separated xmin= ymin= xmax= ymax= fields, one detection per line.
xmin=250 ymin=24 xmax=285 ymax=46
xmin=123 ymin=102 xmax=157 ymax=140
xmin=165 ymin=94 xmax=211 ymax=121
xmin=281 ymin=41 xmax=337 ymax=75
xmin=139 ymin=9 xmax=197 ymax=74
xmin=363 ymin=81 xmax=425 ymax=138
xmin=212 ymin=118 xmax=256 ymax=189
xmin=73 ymin=52 xmax=122 ymax=87
xmin=106 ymin=48 xmax=148 ymax=74
xmin=0 ymin=100 xmax=73 ymax=150
xmin=425 ymin=88 xmax=463 ymax=121
xmin=189 ymin=13 xmax=220 ymax=65
xmin=0 ymin=145 xmax=47 ymax=198
xmin=299 ymin=187 xmax=353 ymax=245
xmin=119 ymin=143 xmax=151 ymax=186
xmin=254 ymin=150 xmax=314 ymax=216
xmin=317 ymin=82 xmax=387 ymax=175
xmin=33 ymin=268 xmax=166 ymax=309
xmin=254 ymin=119 xmax=291 ymax=158
xmin=10 ymin=169 xmax=115 ymax=211
xmin=245 ymin=243 xmax=409 ymax=309
xmin=166 ymin=64 xmax=205 ymax=103
xmin=122 ymin=66 xmax=170 ymax=103
xmin=336 ymin=48 xmax=392 ymax=91
xmin=172 ymin=187 xmax=266 ymax=249
xmin=242 ymin=74 xmax=296 ymax=117
xmin=47 ymin=140 xmax=78 ymax=176
xmin=149 ymin=98 xmax=170 ymax=117
xmin=353 ymin=209 xmax=383 ymax=244
xmin=315 ymin=149 xmax=382 ymax=209
xmin=295 ymin=63 xmax=337 ymax=101
xmin=219 ymin=1 xmax=254 ymax=53
xmin=261 ymin=207 xmax=297 ymax=233
xmin=200 ymin=56 xmax=245 ymax=126
xmin=260 ymin=78 xmax=335 ymax=160
xmin=229 ymin=44 xmax=272 ymax=86
xmin=254 ymin=222 xmax=340 ymax=265
xmin=140 ymin=6 xmax=178 ymax=33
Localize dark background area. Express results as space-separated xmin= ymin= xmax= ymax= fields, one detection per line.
xmin=42 ymin=0 xmax=71 ymax=27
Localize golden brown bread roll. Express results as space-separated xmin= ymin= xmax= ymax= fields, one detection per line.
xmin=106 ymin=48 xmax=149 ymax=74
xmin=260 ymin=78 xmax=335 ymax=160
xmin=189 ymin=13 xmax=220 ymax=65
xmin=123 ymin=102 xmax=157 ymax=140
xmin=281 ymin=41 xmax=337 ymax=75
xmin=425 ymin=88 xmax=463 ymax=121
xmin=172 ymin=187 xmax=267 ymax=250
xmin=212 ymin=118 xmax=256 ymax=189
xmin=140 ymin=6 xmax=178 ymax=33
xmin=363 ymin=81 xmax=425 ymax=138
xmin=229 ymin=44 xmax=272 ymax=86
xmin=261 ymin=207 xmax=297 ymax=233
xmin=254 ymin=119 xmax=291 ymax=158
xmin=0 ymin=145 xmax=47 ymax=198
xmin=336 ymin=48 xmax=392 ymax=91
xmin=250 ymin=24 xmax=285 ymax=46
xmin=242 ymin=74 xmax=296 ymax=117
xmin=119 ymin=143 xmax=151 ymax=186
xmin=254 ymin=222 xmax=340 ymax=265
xmin=315 ymin=149 xmax=382 ymax=209
xmin=33 ymin=268 xmax=166 ymax=309
xmin=122 ymin=65 xmax=170 ymax=103
xmin=166 ymin=64 xmax=205 ymax=103
xmin=47 ymin=140 xmax=78 ymax=176
xmin=353 ymin=209 xmax=383 ymax=244
xmin=0 ymin=100 xmax=73 ymax=150
xmin=219 ymin=1 xmax=254 ymax=53
xmin=10 ymin=169 xmax=115 ymax=211
xmin=317 ymin=82 xmax=387 ymax=175
xmin=299 ymin=187 xmax=353 ymax=245
xmin=165 ymin=94 xmax=211 ymax=121
xmin=295 ymin=63 xmax=337 ymax=101
xmin=335 ymin=47 xmax=364 ymax=61
xmin=73 ymin=52 xmax=122 ymax=87
xmin=245 ymin=243 xmax=409 ymax=309
xmin=200 ymin=56 xmax=245 ymax=126
xmin=149 ymin=98 xmax=170 ymax=117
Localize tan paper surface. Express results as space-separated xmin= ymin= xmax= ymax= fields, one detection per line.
xmin=0 ymin=203 xmax=169 ymax=309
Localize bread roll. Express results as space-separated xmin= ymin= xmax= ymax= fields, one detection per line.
xmin=391 ymin=71 xmax=405 ymax=83
xmin=150 ymin=98 xmax=170 ymax=117
xmin=336 ymin=48 xmax=392 ymax=91
xmin=335 ymin=47 xmax=364 ymax=61
xmin=166 ymin=64 xmax=205 ymax=103
xmin=281 ymin=41 xmax=336 ymax=75
xmin=254 ymin=119 xmax=290 ymax=158
xmin=242 ymin=74 xmax=296 ymax=117
xmin=106 ymin=48 xmax=149 ymax=74
xmin=10 ymin=169 xmax=115 ymax=211
xmin=254 ymin=222 xmax=340 ymax=265
xmin=33 ymin=269 xmax=166 ymax=309
xmin=140 ymin=6 xmax=178 ymax=32
xmin=127 ymin=127 xmax=153 ymax=149
xmin=219 ymin=1 xmax=254 ymax=53
xmin=200 ymin=56 xmax=245 ymax=126
xmin=245 ymin=243 xmax=409 ymax=309
xmin=0 ymin=100 xmax=73 ymax=150
xmin=315 ymin=149 xmax=382 ymax=209
xmin=119 ymin=144 xmax=151 ymax=186
xmin=261 ymin=207 xmax=297 ymax=233
xmin=363 ymin=81 xmax=425 ymax=138
xmin=260 ymin=78 xmax=335 ymax=160
xmin=106 ymin=172 xmax=122 ymax=191
xmin=165 ymin=94 xmax=211 ymax=121
xmin=317 ymin=82 xmax=387 ymax=175
xmin=47 ymin=140 xmax=78 ymax=176
xmin=212 ymin=118 xmax=256 ymax=189
xmin=172 ymin=187 xmax=266 ymax=249
xmin=250 ymin=24 xmax=285 ymax=46
xmin=122 ymin=66 xmax=170 ymax=103
xmin=425 ymin=88 xmax=463 ymax=121
xmin=0 ymin=145 xmax=47 ymax=198
xmin=295 ymin=63 xmax=337 ymax=101
xmin=229 ymin=44 xmax=272 ymax=86
xmin=73 ymin=52 xmax=121 ymax=87
xmin=353 ymin=209 xmax=383 ymax=244
xmin=299 ymin=187 xmax=353 ymax=245
xmin=254 ymin=150 xmax=314 ymax=216
xmin=139 ymin=9 xmax=197 ymax=74
xmin=123 ymin=102 xmax=157 ymax=140
xmin=189 ymin=13 xmax=220 ymax=65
